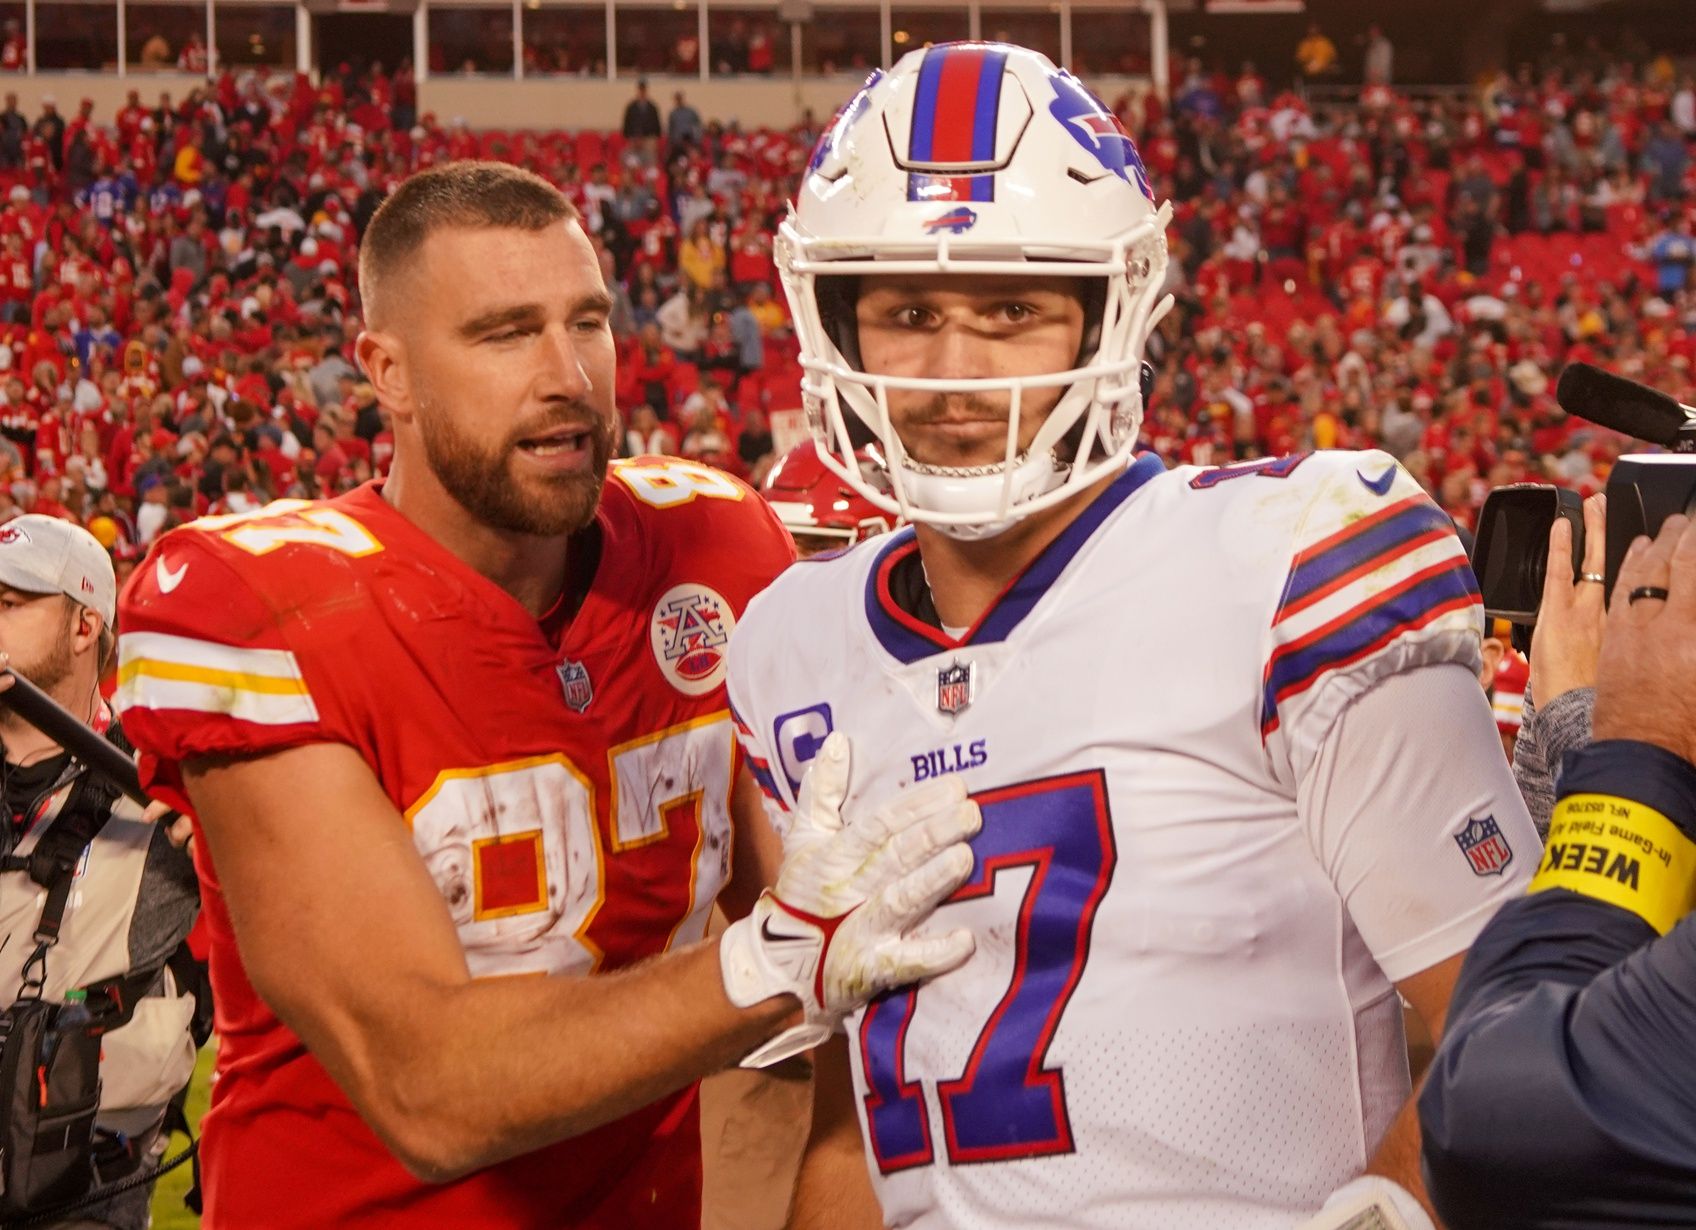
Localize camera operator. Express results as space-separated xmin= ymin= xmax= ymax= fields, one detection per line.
xmin=1511 ymin=494 xmax=1606 ymax=836
xmin=0 ymin=516 xmax=200 ymax=1230
xmin=1421 ymin=512 xmax=1696 ymax=1227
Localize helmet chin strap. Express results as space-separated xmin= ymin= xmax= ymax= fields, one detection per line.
xmin=899 ymin=450 xmax=1072 ymax=541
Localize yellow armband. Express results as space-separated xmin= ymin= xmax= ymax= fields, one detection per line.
xmin=1530 ymin=794 xmax=1696 ymax=935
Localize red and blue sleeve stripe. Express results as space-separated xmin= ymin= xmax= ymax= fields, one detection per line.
xmin=1274 ymin=496 xmax=1459 ymax=625
xmin=1261 ymin=540 xmax=1480 ymax=739
xmin=906 ymin=44 xmax=1006 ymax=202
xmin=730 ymin=699 xmax=788 ymax=812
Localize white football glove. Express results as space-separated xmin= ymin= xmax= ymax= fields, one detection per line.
xmin=1297 ymin=1177 xmax=1437 ymax=1230
xmin=720 ymin=731 xmax=980 ymax=1068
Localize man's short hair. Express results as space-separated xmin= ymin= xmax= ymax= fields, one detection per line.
xmin=358 ymin=162 xmax=581 ymax=329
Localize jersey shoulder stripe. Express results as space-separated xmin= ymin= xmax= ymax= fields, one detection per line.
xmin=1276 ymin=495 xmax=1457 ymax=624
xmin=117 ymin=629 xmax=318 ymax=727
xmin=729 ymin=697 xmax=787 ymax=813
xmin=1256 ymin=453 xmax=1481 ymax=745
xmin=1262 ymin=554 xmax=1478 ymax=736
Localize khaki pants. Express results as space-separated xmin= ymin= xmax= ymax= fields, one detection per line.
xmin=699 ymin=1055 xmax=814 ymax=1230
xmin=699 ymin=910 xmax=815 ymax=1229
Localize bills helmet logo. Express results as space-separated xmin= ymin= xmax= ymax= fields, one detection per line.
xmin=936 ymin=661 xmax=975 ymax=716
xmin=1455 ymin=815 xmax=1514 ymax=877
xmin=808 ymin=69 xmax=882 ymax=173
xmin=650 ymin=583 xmax=737 ymax=697
xmin=924 ymin=206 xmax=978 ymax=235
xmin=556 ymin=659 xmax=593 ymax=713
xmin=1049 ymin=72 xmax=1153 ymax=200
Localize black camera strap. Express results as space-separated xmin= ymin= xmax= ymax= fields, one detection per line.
xmin=0 ymin=770 xmax=160 ymax=1031
xmin=1 ymin=771 xmax=117 ymax=1003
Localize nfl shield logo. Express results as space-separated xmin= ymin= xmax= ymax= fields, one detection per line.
xmin=557 ymin=659 xmax=593 ymax=713
xmin=1454 ymin=815 xmax=1514 ymax=876
xmin=936 ymin=661 xmax=975 ymax=716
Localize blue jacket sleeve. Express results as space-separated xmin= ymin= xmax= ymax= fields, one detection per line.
xmin=1420 ymin=741 xmax=1696 ymax=1229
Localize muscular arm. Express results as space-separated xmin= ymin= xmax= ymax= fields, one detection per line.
xmin=1298 ymin=665 xmax=1539 ymax=1223
xmin=1364 ymin=952 xmax=1463 ymax=1221
xmin=186 ymin=742 xmax=797 ymax=1183
xmin=787 ymin=1035 xmax=883 ymax=1230
xmin=719 ymin=763 xmax=786 ymax=921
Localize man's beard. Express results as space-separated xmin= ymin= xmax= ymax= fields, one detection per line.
xmin=13 ymin=611 xmax=76 ymax=695
xmin=416 ymin=393 xmax=617 ymax=537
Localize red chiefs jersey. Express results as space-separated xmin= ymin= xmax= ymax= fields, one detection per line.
xmin=115 ymin=458 xmax=793 ymax=1229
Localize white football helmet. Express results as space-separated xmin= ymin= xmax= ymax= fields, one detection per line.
xmin=778 ymin=42 xmax=1173 ymax=538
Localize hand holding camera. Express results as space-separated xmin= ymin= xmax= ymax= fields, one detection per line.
xmin=1592 ymin=514 xmax=1696 ymax=766
xmin=1531 ymin=493 xmax=1608 ymax=705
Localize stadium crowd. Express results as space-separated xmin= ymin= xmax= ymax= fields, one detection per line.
xmin=0 ymin=37 xmax=1688 ymax=632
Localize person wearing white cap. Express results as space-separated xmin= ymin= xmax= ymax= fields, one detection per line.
xmin=0 ymin=515 xmax=117 ymax=697
xmin=0 ymin=514 xmax=202 ymax=1227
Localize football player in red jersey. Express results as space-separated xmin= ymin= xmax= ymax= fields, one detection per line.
xmin=763 ymin=440 xmax=897 ymax=558
xmin=114 ymin=163 xmax=981 ymax=1229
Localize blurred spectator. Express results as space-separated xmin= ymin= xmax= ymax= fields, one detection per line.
xmin=679 ymin=394 xmax=733 ymax=466
xmin=32 ymin=96 xmax=63 ymax=170
xmin=657 ymin=285 xmax=708 ymax=361
xmin=745 ymin=282 xmax=789 ymax=339
xmin=1649 ymin=211 xmax=1695 ymax=297
xmin=669 ymin=92 xmax=703 ymax=150
xmin=629 ymin=323 xmax=679 ymax=417
xmin=138 ymin=30 xmax=171 ymax=69
xmin=1 ymin=20 xmax=23 ymax=72
xmin=0 ymin=94 xmax=22 ymax=167
xmin=738 ymin=409 xmax=773 ymax=473
xmin=625 ymin=405 xmax=678 ymax=457
xmin=1675 ymin=75 xmax=1696 ymax=137
xmin=728 ymin=293 xmax=766 ymax=372
xmin=176 ymin=33 xmax=206 ymax=75
xmin=678 ymin=219 xmax=726 ymax=291
xmin=622 ymin=79 xmax=662 ymax=164
xmin=1363 ymin=25 xmax=1393 ymax=88
xmin=1639 ymin=120 xmax=1690 ymax=204
xmin=1295 ymin=23 xmax=1339 ymax=87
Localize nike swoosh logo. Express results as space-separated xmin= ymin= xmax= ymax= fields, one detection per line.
xmin=1357 ymin=465 xmax=1397 ymax=497
xmin=759 ymin=915 xmax=812 ymax=945
xmin=155 ymin=557 xmax=188 ymax=593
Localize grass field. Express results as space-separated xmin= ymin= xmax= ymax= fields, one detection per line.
xmin=151 ymin=1040 xmax=215 ymax=1230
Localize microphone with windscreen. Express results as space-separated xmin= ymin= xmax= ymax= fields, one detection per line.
xmin=1555 ymin=362 xmax=1696 ymax=452
xmin=1475 ymin=362 xmax=1696 ymax=627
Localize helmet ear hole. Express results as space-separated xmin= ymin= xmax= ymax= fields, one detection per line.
xmin=843 ymin=413 xmax=878 ymax=452
xmin=816 ymin=275 xmax=863 ymax=370
xmin=1074 ymin=278 xmax=1108 ymax=366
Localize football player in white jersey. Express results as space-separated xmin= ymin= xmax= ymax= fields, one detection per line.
xmin=726 ymin=43 xmax=1540 ymax=1230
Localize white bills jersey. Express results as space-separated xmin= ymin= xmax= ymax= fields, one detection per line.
xmin=728 ymin=450 xmax=1538 ymax=1229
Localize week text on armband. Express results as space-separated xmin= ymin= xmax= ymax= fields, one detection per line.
xmin=1530 ymin=793 xmax=1696 ymax=934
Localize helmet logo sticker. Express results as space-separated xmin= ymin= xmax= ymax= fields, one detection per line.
xmin=1048 ymin=72 xmax=1154 ymax=201
xmin=808 ymin=69 xmax=882 ymax=174
xmin=924 ymin=207 xmax=979 ymax=235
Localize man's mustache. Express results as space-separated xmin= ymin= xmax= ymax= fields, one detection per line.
xmin=901 ymin=393 xmax=1012 ymax=426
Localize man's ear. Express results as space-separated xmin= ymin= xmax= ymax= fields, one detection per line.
xmin=356 ymin=329 xmax=412 ymax=425
xmin=74 ymin=605 xmax=102 ymax=654
xmin=1478 ymin=636 xmax=1505 ymax=692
